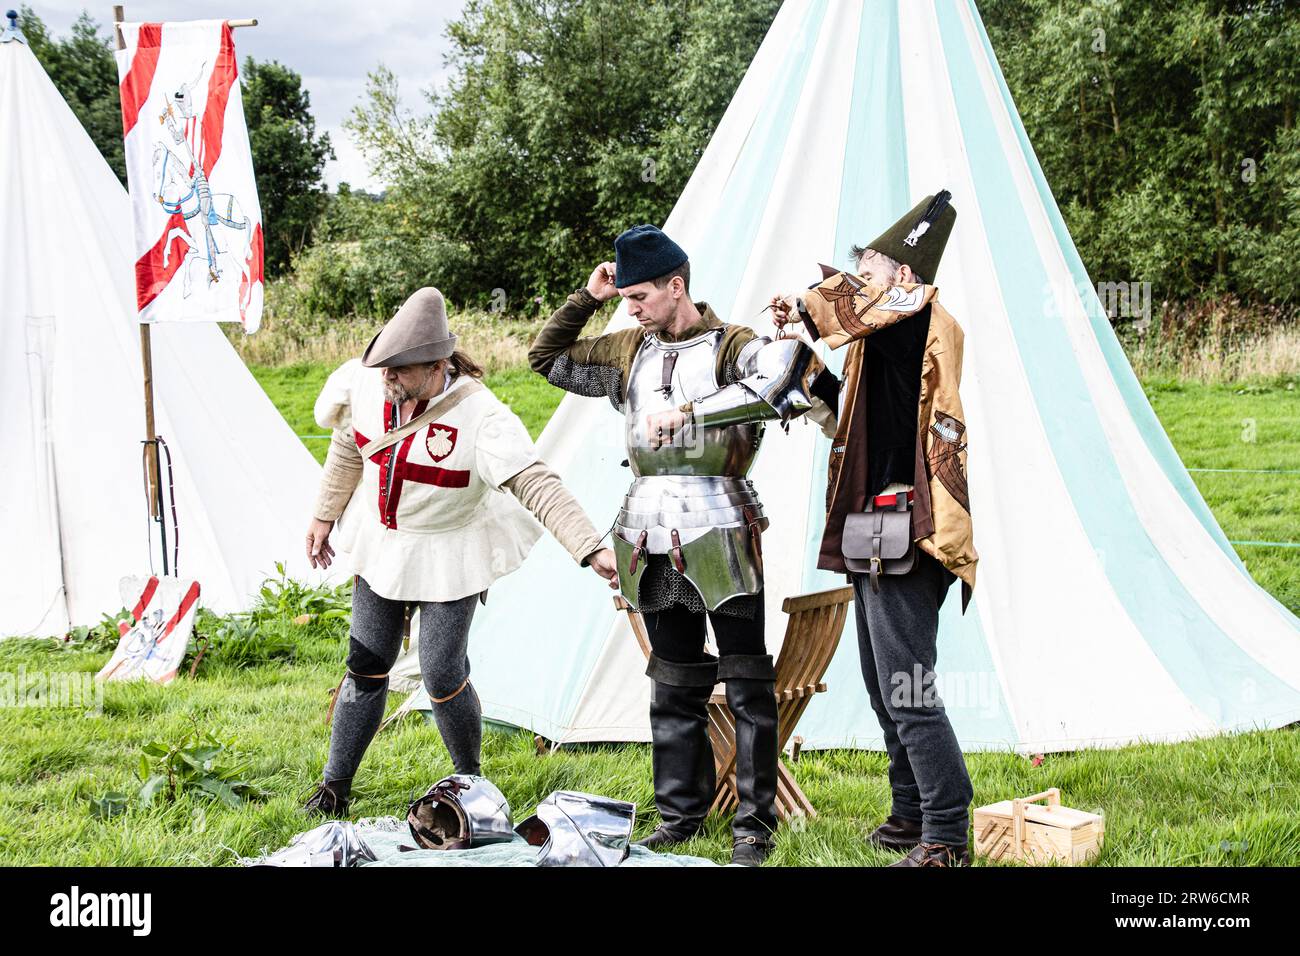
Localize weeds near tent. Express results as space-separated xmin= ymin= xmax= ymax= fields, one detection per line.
xmin=188 ymin=612 xmax=297 ymax=674
xmin=185 ymin=569 xmax=351 ymax=677
xmin=90 ymin=718 xmax=268 ymax=818
xmin=63 ymin=609 xmax=133 ymax=654
xmin=254 ymin=562 xmax=352 ymax=625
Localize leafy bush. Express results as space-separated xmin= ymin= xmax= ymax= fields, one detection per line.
xmin=184 ymin=566 xmax=352 ymax=675
xmin=252 ymin=562 xmax=352 ymax=625
xmin=91 ymin=721 xmax=267 ymax=815
xmin=187 ymin=610 xmax=296 ymax=672
xmin=64 ymin=608 xmax=132 ymax=653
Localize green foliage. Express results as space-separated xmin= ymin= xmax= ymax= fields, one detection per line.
xmin=252 ymin=562 xmax=352 ymax=626
xmin=242 ymin=58 xmax=335 ymax=276
xmin=185 ymin=566 xmax=351 ymax=675
xmin=980 ymin=0 xmax=1300 ymax=309
xmin=188 ymin=610 xmax=296 ymax=673
xmin=131 ymin=720 xmax=267 ymax=809
xmin=18 ymin=6 xmax=125 ymax=182
xmin=330 ymin=0 xmax=779 ymax=314
xmin=64 ymin=608 xmax=132 ymax=653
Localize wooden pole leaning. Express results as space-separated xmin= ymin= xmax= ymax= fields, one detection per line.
xmin=113 ymin=6 xmax=162 ymax=526
xmin=113 ymin=6 xmax=257 ymax=572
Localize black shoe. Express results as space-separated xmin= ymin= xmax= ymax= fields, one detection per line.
xmin=719 ymin=655 xmax=779 ymax=838
xmin=731 ymin=833 xmax=775 ymax=866
xmin=302 ymin=781 xmax=351 ymax=818
xmin=633 ymin=825 xmax=697 ymax=849
xmin=888 ymin=841 xmax=971 ymax=867
xmin=644 ymin=654 xmax=718 ymax=841
xmin=867 ymin=814 xmax=923 ymax=852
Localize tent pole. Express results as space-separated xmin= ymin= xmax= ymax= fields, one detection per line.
xmin=113 ymin=7 xmax=257 ymax=575
xmin=114 ymin=7 xmax=165 ymax=575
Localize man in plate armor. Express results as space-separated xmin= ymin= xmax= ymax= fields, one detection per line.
xmin=529 ymin=225 xmax=839 ymax=865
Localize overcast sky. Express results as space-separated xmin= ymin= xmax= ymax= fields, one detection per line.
xmin=29 ymin=1 xmax=467 ymax=191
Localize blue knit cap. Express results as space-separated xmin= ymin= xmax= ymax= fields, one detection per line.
xmin=614 ymin=224 xmax=689 ymax=288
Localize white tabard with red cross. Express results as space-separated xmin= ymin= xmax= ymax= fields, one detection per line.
xmin=325 ymin=361 xmax=543 ymax=602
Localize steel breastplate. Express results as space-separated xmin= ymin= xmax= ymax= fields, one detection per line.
xmin=623 ymin=329 xmax=763 ymax=477
xmin=614 ymin=329 xmax=768 ymax=611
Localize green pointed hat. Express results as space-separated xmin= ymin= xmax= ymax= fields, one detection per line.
xmin=862 ymin=190 xmax=956 ymax=282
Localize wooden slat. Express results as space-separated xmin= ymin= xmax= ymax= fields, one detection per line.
xmin=781 ymin=585 xmax=854 ymax=616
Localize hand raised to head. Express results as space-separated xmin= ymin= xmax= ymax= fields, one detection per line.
xmin=585 ymin=261 xmax=619 ymax=302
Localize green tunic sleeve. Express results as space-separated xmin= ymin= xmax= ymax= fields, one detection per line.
xmin=528 ymin=288 xmax=643 ymax=410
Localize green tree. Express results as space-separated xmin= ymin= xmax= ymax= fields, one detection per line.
xmin=345 ymin=0 xmax=778 ymax=310
xmin=242 ymin=57 xmax=335 ymax=276
xmin=19 ymin=6 xmax=125 ymax=182
xmin=980 ymin=0 xmax=1300 ymax=307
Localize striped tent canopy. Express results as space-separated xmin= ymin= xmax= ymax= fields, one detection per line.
xmin=402 ymin=0 xmax=1300 ymax=752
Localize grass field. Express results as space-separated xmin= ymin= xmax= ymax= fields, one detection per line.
xmin=1 ymin=366 xmax=1296 ymax=866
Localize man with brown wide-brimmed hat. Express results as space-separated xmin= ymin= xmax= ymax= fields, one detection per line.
xmin=302 ymin=286 xmax=619 ymax=816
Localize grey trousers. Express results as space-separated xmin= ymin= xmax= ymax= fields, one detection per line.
xmin=852 ymin=552 xmax=974 ymax=845
xmin=323 ymin=577 xmax=482 ymax=786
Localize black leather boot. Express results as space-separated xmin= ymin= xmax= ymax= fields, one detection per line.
xmin=302 ymin=778 xmax=351 ymax=818
xmin=719 ymin=653 xmax=778 ymax=863
xmin=634 ymin=654 xmax=718 ymax=849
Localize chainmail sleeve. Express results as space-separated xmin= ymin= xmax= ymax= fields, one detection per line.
xmin=546 ymin=354 xmax=625 ymax=412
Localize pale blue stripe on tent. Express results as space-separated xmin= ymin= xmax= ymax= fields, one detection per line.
xmin=962 ymin=0 xmax=1243 ymax=574
xmin=937 ymin=5 xmax=1300 ymax=728
xmin=967 ymin=7 xmax=1300 ymax=631
xmin=689 ymin=0 xmax=829 ymax=316
xmin=422 ymin=0 xmax=834 ymax=736
xmin=798 ymin=0 xmax=1018 ymax=750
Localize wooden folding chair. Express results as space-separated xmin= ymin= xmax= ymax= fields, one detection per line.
xmin=615 ymin=586 xmax=853 ymax=821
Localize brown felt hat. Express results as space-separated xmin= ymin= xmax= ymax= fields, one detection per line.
xmin=362 ymin=287 xmax=458 ymax=368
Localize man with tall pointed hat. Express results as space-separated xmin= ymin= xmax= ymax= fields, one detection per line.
xmin=773 ymin=191 xmax=979 ymax=867
xmin=528 ymin=225 xmax=839 ymax=865
xmin=301 ymin=286 xmax=620 ymax=816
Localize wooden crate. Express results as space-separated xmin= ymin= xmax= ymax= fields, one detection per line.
xmin=973 ymin=788 xmax=1104 ymax=866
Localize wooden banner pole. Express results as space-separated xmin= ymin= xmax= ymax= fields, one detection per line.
xmin=113 ymin=6 xmax=257 ymax=572
xmin=113 ymin=4 xmax=163 ymax=535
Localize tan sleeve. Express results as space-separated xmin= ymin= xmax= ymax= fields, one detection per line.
xmin=502 ymin=461 xmax=606 ymax=565
xmin=313 ymin=428 xmax=364 ymax=521
xmin=801 ymin=275 xmax=936 ymax=350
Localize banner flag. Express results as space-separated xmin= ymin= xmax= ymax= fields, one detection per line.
xmin=116 ymin=20 xmax=264 ymax=331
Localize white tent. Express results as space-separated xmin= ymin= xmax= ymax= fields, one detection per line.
xmin=0 ymin=27 xmax=335 ymax=637
xmin=412 ymin=0 xmax=1300 ymax=753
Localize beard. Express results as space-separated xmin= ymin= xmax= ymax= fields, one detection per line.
xmin=383 ymin=366 xmax=439 ymax=405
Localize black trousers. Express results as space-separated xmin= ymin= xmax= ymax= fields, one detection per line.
xmin=852 ymin=552 xmax=974 ymax=846
xmin=641 ymin=594 xmax=777 ymax=837
xmin=640 ymin=598 xmax=766 ymax=663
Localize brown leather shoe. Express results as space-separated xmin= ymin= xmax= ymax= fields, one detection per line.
xmin=867 ymin=815 xmax=923 ymax=852
xmin=888 ymin=841 xmax=971 ymax=867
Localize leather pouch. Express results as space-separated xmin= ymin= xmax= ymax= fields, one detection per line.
xmin=842 ymin=495 xmax=915 ymax=592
